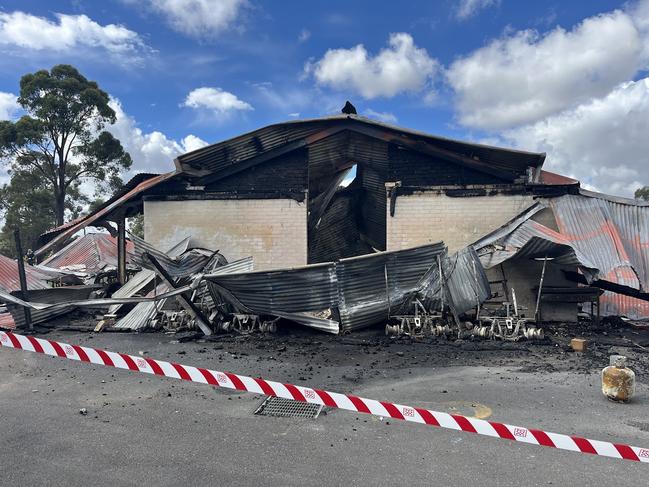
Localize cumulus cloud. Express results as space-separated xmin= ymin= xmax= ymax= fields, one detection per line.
xmin=455 ymin=0 xmax=500 ymax=20
xmin=145 ymin=0 xmax=246 ymax=38
xmin=364 ymin=109 xmax=397 ymax=124
xmin=0 ymin=92 xmax=19 ymax=120
xmin=502 ymin=78 xmax=649 ymax=196
xmin=447 ymin=9 xmax=644 ymax=129
xmin=108 ymin=98 xmax=208 ymax=174
xmin=305 ymin=33 xmax=439 ymax=99
xmin=183 ymin=87 xmax=253 ymax=114
xmin=0 ymin=11 xmax=149 ymax=63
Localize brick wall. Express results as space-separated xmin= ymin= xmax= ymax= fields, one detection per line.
xmin=387 ymin=192 xmax=536 ymax=252
xmin=144 ymin=199 xmax=307 ymax=270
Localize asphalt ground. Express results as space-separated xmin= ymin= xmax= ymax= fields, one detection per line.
xmin=1 ymin=326 xmax=648 ymax=486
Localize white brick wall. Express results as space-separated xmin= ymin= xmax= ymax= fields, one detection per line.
xmin=387 ymin=192 xmax=536 ymax=252
xmin=144 ymin=199 xmax=307 ymax=270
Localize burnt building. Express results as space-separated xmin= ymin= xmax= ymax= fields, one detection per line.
xmin=34 ymin=113 xmax=649 ymax=323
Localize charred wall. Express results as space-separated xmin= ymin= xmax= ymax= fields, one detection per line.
xmin=388 ymin=145 xmax=507 ymax=187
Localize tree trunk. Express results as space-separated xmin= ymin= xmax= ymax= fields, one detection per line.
xmin=54 ymin=190 xmax=65 ymax=226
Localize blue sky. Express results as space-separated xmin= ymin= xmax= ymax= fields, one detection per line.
xmin=1 ymin=0 xmax=648 ymax=196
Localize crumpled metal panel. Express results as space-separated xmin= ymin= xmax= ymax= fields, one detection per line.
xmin=205 ymin=243 xmax=446 ymax=334
xmin=5 ymin=285 xmax=102 ymax=328
xmin=474 ymin=192 xmax=649 ymax=319
xmin=549 ymin=192 xmax=649 ymax=318
xmin=41 ymin=233 xmax=136 ymax=274
xmin=0 ymin=253 xmax=58 ymax=291
xmin=130 ymin=233 xmax=225 ymax=279
xmin=474 ymin=206 xmax=599 ymax=281
xmin=113 ymin=284 xmax=168 ymax=330
xmin=207 ymin=262 xmax=338 ymax=314
xmin=443 ymin=247 xmax=492 ymax=314
xmin=336 ymin=243 xmax=446 ymax=332
xmin=406 ymin=247 xmax=490 ymax=316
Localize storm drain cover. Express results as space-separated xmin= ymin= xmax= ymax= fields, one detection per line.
xmin=254 ymin=396 xmax=323 ymax=419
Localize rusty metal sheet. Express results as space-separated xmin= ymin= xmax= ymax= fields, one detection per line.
xmin=41 ymin=233 xmax=136 ymax=274
xmin=35 ymin=172 xmax=176 ymax=257
xmin=0 ymin=253 xmax=59 ymax=291
xmin=474 ymin=192 xmax=649 ymax=319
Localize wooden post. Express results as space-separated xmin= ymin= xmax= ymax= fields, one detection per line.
xmin=13 ymin=228 xmax=32 ymax=330
xmin=117 ymin=217 xmax=127 ymax=285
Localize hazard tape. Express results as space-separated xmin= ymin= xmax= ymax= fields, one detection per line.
xmin=1 ymin=331 xmax=648 ymax=463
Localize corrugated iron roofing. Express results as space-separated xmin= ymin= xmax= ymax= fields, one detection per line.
xmin=130 ymin=233 xmax=224 ymax=279
xmin=336 ymin=243 xmax=446 ymax=332
xmin=5 ymin=285 xmax=101 ymax=328
xmin=41 ymin=233 xmax=135 ymax=274
xmin=176 ymin=115 xmax=545 ymax=177
xmin=205 ymin=243 xmax=447 ymax=333
xmin=0 ymin=253 xmax=56 ymax=291
xmin=36 ymin=172 xmax=176 ymax=257
xmin=0 ymin=312 xmax=15 ymax=330
xmin=549 ymin=192 xmax=649 ymax=318
xmin=474 ymin=192 xmax=649 ymax=319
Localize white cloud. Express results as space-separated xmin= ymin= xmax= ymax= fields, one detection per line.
xmin=305 ymin=33 xmax=439 ymax=99
xmin=145 ymin=0 xmax=246 ymax=38
xmin=364 ymin=108 xmax=397 ymax=124
xmin=0 ymin=92 xmax=19 ymax=120
xmin=447 ymin=8 xmax=644 ymax=129
xmin=108 ymin=98 xmax=208 ymax=174
xmin=502 ymin=78 xmax=649 ymax=196
xmin=455 ymin=0 xmax=500 ymax=20
xmin=183 ymin=87 xmax=253 ymax=115
xmin=0 ymin=11 xmax=149 ymax=63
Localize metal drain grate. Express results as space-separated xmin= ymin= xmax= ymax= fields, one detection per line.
xmin=254 ymin=396 xmax=323 ymax=419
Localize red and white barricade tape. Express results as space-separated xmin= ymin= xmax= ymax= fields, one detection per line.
xmin=2 ymin=331 xmax=648 ymax=463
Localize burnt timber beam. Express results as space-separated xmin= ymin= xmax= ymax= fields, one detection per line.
xmin=117 ymin=217 xmax=127 ymax=285
xmin=144 ymin=252 xmax=213 ymax=336
xmin=13 ymin=228 xmax=32 ymax=330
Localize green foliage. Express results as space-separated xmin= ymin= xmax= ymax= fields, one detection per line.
xmin=0 ymin=64 xmax=132 ymax=227
xmin=128 ymin=213 xmax=145 ymax=239
xmin=0 ymin=169 xmax=57 ymax=257
xmin=634 ymin=186 xmax=649 ymax=202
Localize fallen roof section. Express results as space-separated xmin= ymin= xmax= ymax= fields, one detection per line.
xmin=0 ymin=253 xmax=61 ymax=291
xmin=473 ymin=191 xmax=649 ymax=319
xmin=205 ymin=243 xmax=451 ymax=334
xmin=41 ymin=233 xmax=136 ymax=275
xmin=35 ymin=172 xmax=176 ymax=257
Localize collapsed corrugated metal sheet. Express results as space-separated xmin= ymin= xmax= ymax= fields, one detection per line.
xmin=130 ymin=233 xmax=225 ymax=279
xmin=35 ymin=172 xmax=177 ymax=257
xmin=113 ymin=283 xmax=169 ymax=331
xmin=106 ymin=269 xmax=157 ymax=317
xmin=473 ymin=202 xmax=599 ymax=279
xmin=207 ymin=262 xmax=339 ymax=314
xmin=336 ymin=243 xmax=446 ymax=332
xmin=549 ymin=192 xmax=649 ymax=318
xmin=400 ymin=247 xmax=490 ymax=316
xmin=41 ymin=233 xmax=136 ymax=274
xmin=5 ymin=285 xmax=102 ymax=328
xmin=473 ymin=192 xmax=649 ymax=319
xmin=0 ymin=311 xmax=16 ymax=330
xmin=205 ymin=243 xmax=448 ymax=334
xmin=0 ymin=253 xmax=59 ymax=291
xmin=444 ymin=247 xmax=492 ymax=314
